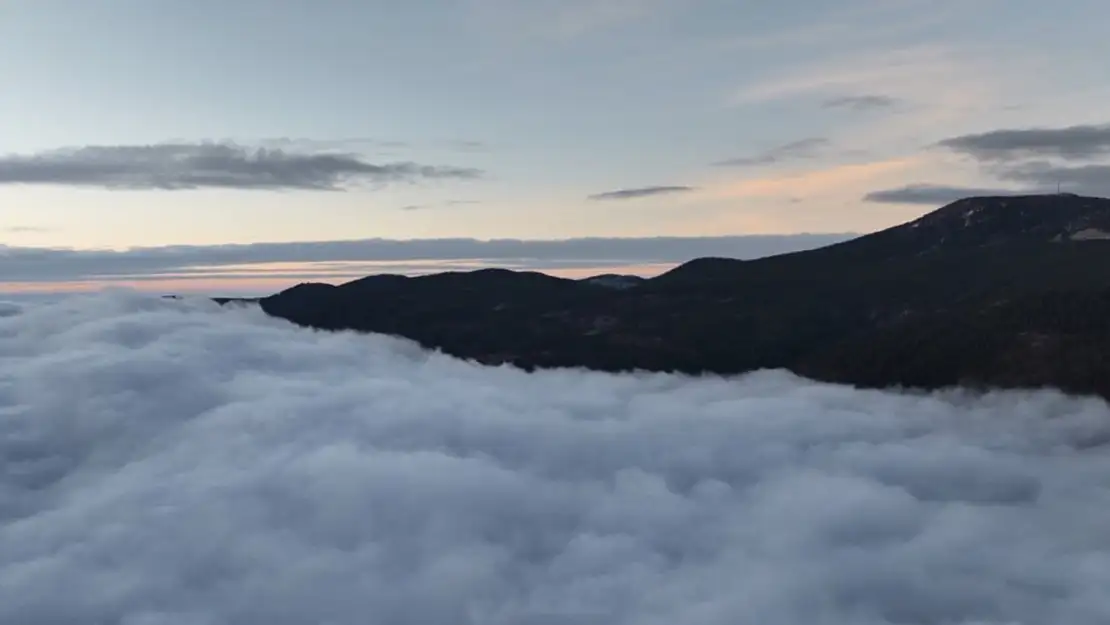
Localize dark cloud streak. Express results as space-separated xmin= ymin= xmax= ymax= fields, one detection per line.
xmin=996 ymin=162 xmax=1110 ymax=196
xmin=937 ymin=124 xmax=1110 ymax=162
xmin=587 ymin=186 xmax=695 ymax=200
xmin=0 ymin=142 xmax=482 ymax=191
xmin=863 ymin=184 xmax=1031 ymax=205
xmin=875 ymin=122 xmax=1110 ymax=204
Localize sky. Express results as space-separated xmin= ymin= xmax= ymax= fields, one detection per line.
xmin=4 ymin=290 xmax=1110 ymax=624
xmin=3 ymin=0 xmax=1110 ymax=293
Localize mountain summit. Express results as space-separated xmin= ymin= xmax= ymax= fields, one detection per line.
xmin=651 ymin=194 xmax=1110 ymax=285
xmin=245 ymin=195 xmax=1110 ymax=399
xmin=854 ymin=193 xmax=1110 ymax=257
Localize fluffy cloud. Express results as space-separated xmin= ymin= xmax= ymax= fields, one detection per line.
xmin=1 ymin=292 xmax=1110 ymax=623
xmin=0 ymin=142 xmax=482 ymax=191
xmin=0 ymin=234 xmax=856 ymax=284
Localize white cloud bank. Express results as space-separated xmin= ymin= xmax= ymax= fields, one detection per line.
xmin=2 ymin=292 xmax=1110 ymax=624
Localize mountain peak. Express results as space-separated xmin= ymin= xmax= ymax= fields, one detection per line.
xmin=905 ymin=193 xmax=1110 ymax=243
xmin=806 ymin=194 xmax=1110 ymax=263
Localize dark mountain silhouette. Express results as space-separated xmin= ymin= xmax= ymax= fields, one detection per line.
xmin=234 ymin=194 xmax=1110 ymax=399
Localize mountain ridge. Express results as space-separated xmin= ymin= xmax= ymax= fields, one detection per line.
xmin=235 ymin=194 xmax=1110 ymax=399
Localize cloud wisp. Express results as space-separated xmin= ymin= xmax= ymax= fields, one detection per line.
xmin=587 ymin=185 xmax=695 ymax=201
xmin=822 ymin=94 xmax=899 ymax=111
xmin=2 ymin=225 xmax=55 ymax=233
xmin=469 ymin=0 xmax=672 ymax=42
xmin=256 ymin=137 xmax=411 ymax=151
xmin=2 ymin=292 xmax=1110 ymax=623
xmin=0 ymin=142 xmax=482 ymax=191
xmin=714 ymin=138 xmax=830 ymax=167
xmin=401 ymin=199 xmax=483 ymax=211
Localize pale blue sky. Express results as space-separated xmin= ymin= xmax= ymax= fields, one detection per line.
xmin=2 ymin=0 xmax=1110 ymax=291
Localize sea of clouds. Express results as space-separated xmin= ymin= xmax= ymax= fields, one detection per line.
xmin=2 ymin=292 xmax=1110 ymax=624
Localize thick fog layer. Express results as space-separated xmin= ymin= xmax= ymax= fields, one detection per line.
xmin=2 ymin=292 xmax=1110 ymax=624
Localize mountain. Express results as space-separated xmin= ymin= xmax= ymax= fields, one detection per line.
xmin=246 ymin=194 xmax=1110 ymax=399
